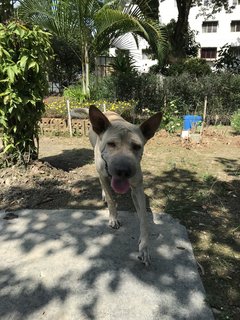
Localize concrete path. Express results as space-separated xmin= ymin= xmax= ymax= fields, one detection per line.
xmin=0 ymin=209 xmax=214 ymax=320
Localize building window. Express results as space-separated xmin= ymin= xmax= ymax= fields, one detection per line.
xmin=201 ymin=48 xmax=217 ymax=59
xmin=231 ymin=21 xmax=240 ymax=32
xmin=202 ymin=21 xmax=218 ymax=33
xmin=232 ymin=0 xmax=240 ymax=6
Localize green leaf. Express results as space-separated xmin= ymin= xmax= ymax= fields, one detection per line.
xmin=8 ymin=106 xmax=14 ymax=113
xmin=0 ymin=116 xmax=7 ymax=127
xmin=7 ymin=67 xmax=15 ymax=83
xmin=19 ymin=55 xmax=28 ymax=69
xmin=3 ymin=144 xmax=15 ymax=154
xmin=28 ymin=61 xmax=37 ymax=70
xmin=0 ymin=90 xmax=10 ymax=97
xmin=3 ymin=95 xmax=10 ymax=105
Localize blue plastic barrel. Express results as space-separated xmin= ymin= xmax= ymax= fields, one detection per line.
xmin=183 ymin=115 xmax=202 ymax=130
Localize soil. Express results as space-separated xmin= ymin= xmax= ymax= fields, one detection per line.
xmin=0 ymin=127 xmax=240 ymax=320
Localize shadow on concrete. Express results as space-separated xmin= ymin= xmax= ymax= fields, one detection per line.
xmin=0 ymin=207 xmax=211 ymax=319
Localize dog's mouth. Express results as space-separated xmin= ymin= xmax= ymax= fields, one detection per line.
xmin=111 ymin=177 xmax=130 ymax=194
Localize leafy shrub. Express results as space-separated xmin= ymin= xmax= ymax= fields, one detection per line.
xmin=231 ymin=110 xmax=240 ymax=134
xmin=88 ymin=71 xmax=240 ymax=124
xmin=214 ymin=44 xmax=240 ymax=74
xmin=135 ymin=73 xmax=164 ymax=112
xmin=0 ymin=20 xmax=52 ymax=165
xmin=167 ymin=58 xmax=212 ymax=77
xmin=90 ymin=75 xmax=116 ymax=101
xmin=162 ymin=100 xmax=183 ymax=133
xmin=164 ymin=72 xmax=240 ymax=123
xmin=64 ymin=84 xmax=86 ymax=102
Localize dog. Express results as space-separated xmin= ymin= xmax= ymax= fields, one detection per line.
xmin=88 ymin=105 xmax=162 ymax=266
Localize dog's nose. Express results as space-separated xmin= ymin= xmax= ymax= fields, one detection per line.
xmin=109 ymin=156 xmax=136 ymax=179
xmin=116 ymin=167 xmax=132 ymax=179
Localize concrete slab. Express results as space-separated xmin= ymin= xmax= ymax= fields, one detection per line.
xmin=0 ymin=209 xmax=214 ymax=320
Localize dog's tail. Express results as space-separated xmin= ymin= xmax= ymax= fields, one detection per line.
xmin=70 ymin=107 xmax=89 ymax=119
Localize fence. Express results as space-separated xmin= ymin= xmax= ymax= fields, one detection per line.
xmin=39 ymin=118 xmax=91 ymax=136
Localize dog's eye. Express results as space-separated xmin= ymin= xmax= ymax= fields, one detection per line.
xmin=132 ymin=143 xmax=142 ymax=151
xmin=107 ymin=142 xmax=116 ymax=148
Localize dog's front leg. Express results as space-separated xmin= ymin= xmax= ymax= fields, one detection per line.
xmin=131 ymin=185 xmax=150 ymax=266
xmin=99 ymin=175 xmax=121 ymax=229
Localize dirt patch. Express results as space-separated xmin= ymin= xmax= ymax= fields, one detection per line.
xmin=0 ymin=128 xmax=240 ymax=319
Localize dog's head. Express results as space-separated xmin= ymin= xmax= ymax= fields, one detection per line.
xmin=89 ymin=105 xmax=162 ymax=194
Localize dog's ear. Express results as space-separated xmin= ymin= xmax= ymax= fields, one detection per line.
xmin=140 ymin=112 xmax=163 ymax=140
xmin=89 ymin=105 xmax=110 ymax=135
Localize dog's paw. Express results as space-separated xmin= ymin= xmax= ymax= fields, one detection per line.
xmin=138 ymin=250 xmax=151 ymax=267
xmin=109 ymin=219 xmax=121 ymax=229
xmin=138 ymin=240 xmax=151 ymax=267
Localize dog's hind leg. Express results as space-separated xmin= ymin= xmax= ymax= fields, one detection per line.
xmin=99 ymin=175 xmax=121 ymax=229
xmin=131 ymin=185 xmax=150 ymax=266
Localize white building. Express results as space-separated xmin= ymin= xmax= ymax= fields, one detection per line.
xmin=159 ymin=0 xmax=240 ymax=62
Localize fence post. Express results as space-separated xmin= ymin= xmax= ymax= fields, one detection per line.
xmin=200 ymin=96 xmax=207 ymax=136
xmin=66 ymin=99 xmax=73 ymax=137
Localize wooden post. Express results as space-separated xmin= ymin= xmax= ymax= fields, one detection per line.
xmin=103 ymin=103 xmax=106 ymax=113
xmin=66 ymin=99 xmax=73 ymax=137
xmin=200 ymin=96 xmax=207 ymax=136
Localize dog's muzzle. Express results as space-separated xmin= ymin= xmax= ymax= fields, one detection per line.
xmin=108 ymin=156 xmax=136 ymax=194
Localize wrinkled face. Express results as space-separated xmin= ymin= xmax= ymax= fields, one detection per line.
xmin=99 ymin=123 xmax=144 ymax=193
xmin=89 ymin=105 xmax=162 ymax=194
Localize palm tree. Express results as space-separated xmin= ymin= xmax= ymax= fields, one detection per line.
xmin=18 ymin=0 xmax=167 ymax=96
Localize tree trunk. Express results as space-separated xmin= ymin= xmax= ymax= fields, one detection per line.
xmin=172 ymin=0 xmax=192 ymax=60
xmin=81 ymin=57 xmax=86 ymax=95
xmin=81 ymin=43 xmax=90 ymax=97
xmin=84 ymin=43 xmax=90 ymax=98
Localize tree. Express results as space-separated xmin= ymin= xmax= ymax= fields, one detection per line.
xmin=18 ymin=0 xmax=167 ymax=96
xmin=0 ymin=20 xmax=53 ymax=165
xmin=19 ymin=0 xmax=101 ymax=97
xmin=0 ymin=0 xmax=17 ymax=22
xmin=214 ymin=43 xmax=240 ymax=74
xmin=48 ymin=37 xmax=82 ymax=92
xmin=161 ymin=0 xmax=230 ymax=60
xmin=165 ymin=18 xmax=199 ymax=63
xmin=133 ymin=0 xmax=159 ymax=20
xmin=110 ymin=49 xmax=139 ymax=100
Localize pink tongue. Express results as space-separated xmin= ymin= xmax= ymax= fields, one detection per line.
xmin=111 ymin=177 xmax=130 ymax=194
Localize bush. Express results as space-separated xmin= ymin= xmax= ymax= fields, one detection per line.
xmin=162 ymin=100 xmax=183 ymax=133
xmin=90 ymin=75 xmax=116 ymax=101
xmin=167 ymin=58 xmax=212 ymax=77
xmin=0 ymin=20 xmax=53 ymax=165
xmin=231 ymin=110 xmax=240 ymax=133
xmin=64 ymin=83 xmax=86 ymax=102
xmin=88 ymin=71 xmax=240 ymax=124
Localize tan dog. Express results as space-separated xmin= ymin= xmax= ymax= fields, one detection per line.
xmin=89 ymin=105 xmax=162 ymax=266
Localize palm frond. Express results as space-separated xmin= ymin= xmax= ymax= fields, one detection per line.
xmin=95 ymin=2 xmax=168 ymax=61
